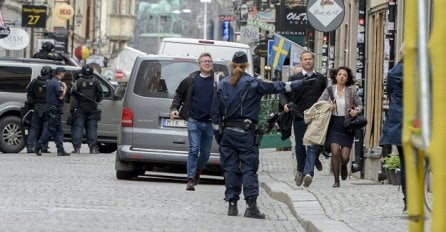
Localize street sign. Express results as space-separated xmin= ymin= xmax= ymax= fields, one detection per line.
xmin=240 ymin=26 xmax=259 ymax=44
xmin=306 ymin=0 xmax=345 ymax=32
xmin=247 ymin=18 xmax=275 ymax=31
xmin=21 ymin=5 xmax=47 ymax=28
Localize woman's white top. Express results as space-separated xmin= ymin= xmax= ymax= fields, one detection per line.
xmin=333 ymin=85 xmax=346 ymax=116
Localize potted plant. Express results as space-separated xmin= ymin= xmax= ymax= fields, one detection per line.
xmin=383 ymin=154 xmax=401 ymax=185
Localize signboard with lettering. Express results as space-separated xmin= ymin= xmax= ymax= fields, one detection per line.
xmin=22 ymin=5 xmax=47 ymax=28
xmin=247 ymin=18 xmax=275 ymax=32
xmin=240 ymin=26 xmax=259 ymax=44
xmin=275 ymin=5 xmax=310 ymax=36
xmin=0 ymin=28 xmax=30 ymax=50
xmin=0 ymin=26 xmax=10 ymax=39
xmin=306 ymin=0 xmax=345 ymax=32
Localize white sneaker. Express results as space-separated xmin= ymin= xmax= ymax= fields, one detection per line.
xmin=303 ymin=174 xmax=313 ymax=187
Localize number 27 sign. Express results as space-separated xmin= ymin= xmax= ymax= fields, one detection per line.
xmin=22 ymin=5 xmax=47 ymax=28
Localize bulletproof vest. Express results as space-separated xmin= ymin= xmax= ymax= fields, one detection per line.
xmin=77 ymin=77 xmax=96 ymax=101
xmin=33 ymin=77 xmax=48 ymax=103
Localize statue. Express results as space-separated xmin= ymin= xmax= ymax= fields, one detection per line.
xmin=136 ymin=0 xmax=184 ymax=34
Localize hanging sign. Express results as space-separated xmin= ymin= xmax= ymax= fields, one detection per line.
xmin=306 ymin=0 xmax=345 ymax=32
xmin=0 ymin=28 xmax=30 ymax=50
xmin=55 ymin=3 xmax=74 ymax=20
xmin=21 ymin=5 xmax=47 ymax=28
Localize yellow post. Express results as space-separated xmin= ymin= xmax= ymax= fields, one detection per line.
xmin=428 ymin=0 xmax=446 ymax=230
xmin=403 ymin=0 xmax=425 ymax=231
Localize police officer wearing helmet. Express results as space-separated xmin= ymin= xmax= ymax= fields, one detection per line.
xmin=25 ymin=66 xmax=52 ymax=153
xmin=70 ymin=64 xmax=103 ymax=154
xmin=211 ymin=51 xmax=315 ymax=219
xmin=35 ymin=67 xmax=70 ymax=156
xmin=33 ymin=41 xmax=63 ymax=61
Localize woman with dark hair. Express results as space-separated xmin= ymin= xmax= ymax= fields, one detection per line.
xmin=318 ymin=66 xmax=363 ymax=187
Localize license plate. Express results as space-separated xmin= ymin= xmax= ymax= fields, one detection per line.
xmin=162 ymin=118 xmax=187 ymax=128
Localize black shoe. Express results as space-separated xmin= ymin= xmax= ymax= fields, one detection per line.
xmin=72 ymin=148 xmax=80 ymax=154
xmin=57 ymin=150 xmax=71 ymax=156
xmin=35 ymin=148 xmax=42 ymax=156
xmin=332 ymin=182 xmax=340 ymax=188
xmin=186 ymin=179 xmax=195 ymax=191
xmin=42 ymin=149 xmax=51 ymax=153
xmin=341 ymin=165 xmax=348 ymax=180
xmin=194 ymin=169 xmax=202 ymax=185
xmin=90 ymin=148 xmax=99 ymax=154
xmin=27 ymin=149 xmax=34 ymax=153
xmin=228 ymin=200 xmax=238 ymax=216
xmin=315 ymin=159 xmax=323 ymax=171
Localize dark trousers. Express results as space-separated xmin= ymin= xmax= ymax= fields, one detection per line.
xmin=293 ymin=118 xmax=307 ymax=173
xmin=36 ymin=113 xmax=64 ymax=152
xmin=26 ymin=112 xmax=48 ymax=151
xmin=219 ymin=128 xmax=259 ymax=201
xmin=397 ymin=146 xmax=406 ymax=203
xmin=71 ymin=109 xmax=98 ymax=149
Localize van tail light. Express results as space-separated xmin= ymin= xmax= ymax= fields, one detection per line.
xmin=121 ymin=107 xmax=133 ymax=127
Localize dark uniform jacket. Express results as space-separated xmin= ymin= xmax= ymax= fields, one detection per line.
xmin=71 ymin=75 xmax=103 ymax=112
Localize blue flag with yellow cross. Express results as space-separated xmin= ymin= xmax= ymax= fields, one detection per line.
xmin=268 ymin=34 xmax=291 ymax=71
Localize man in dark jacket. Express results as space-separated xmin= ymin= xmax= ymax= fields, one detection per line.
xmin=169 ymin=52 xmax=216 ymax=191
xmin=280 ymin=51 xmax=327 ymax=188
xmin=33 ymin=42 xmax=63 ymax=61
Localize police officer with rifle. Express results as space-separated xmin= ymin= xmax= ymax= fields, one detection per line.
xmin=25 ymin=66 xmax=52 ymax=153
xmin=33 ymin=42 xmax=64 ymax=62
xmin=70 ymin=64 xmax=103 ymax=154
xmin=211 ymin=51 xmax=315 ymax=219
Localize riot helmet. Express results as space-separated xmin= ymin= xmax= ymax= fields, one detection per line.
xmin=81 ymin=64 xmax=94 ymax=76
xmin=40 ymin=65 xmax=53 ymax=77
xmin=42 ymin=42 xmax=55 ymax=52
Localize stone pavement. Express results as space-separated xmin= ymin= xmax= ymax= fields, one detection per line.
xmin=258 ymin=148 xmax=431 ymax=232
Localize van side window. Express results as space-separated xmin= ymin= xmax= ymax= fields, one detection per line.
xmin=134 ymin=61 xmax=169 ymax=98
xmin=0 ymin=66 xmax=32 ymax=93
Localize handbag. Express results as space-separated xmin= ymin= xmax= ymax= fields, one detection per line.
xmin=344 ymin=115 xmax=367 ymax=131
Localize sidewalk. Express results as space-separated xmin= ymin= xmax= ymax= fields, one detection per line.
xmin=258 ymin=148 xmax=431 ymax=232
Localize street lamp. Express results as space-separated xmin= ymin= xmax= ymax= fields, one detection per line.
xmin=200 ymin=0 xmax=211 ymax=39
xmin=75 ymin=8 xmax=83 ymax=27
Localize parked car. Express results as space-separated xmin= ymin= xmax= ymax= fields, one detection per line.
xmin=0 ymin=57 xmax=123 ymax=153
xmin=115 ymin=55 xmax=229 ymax=180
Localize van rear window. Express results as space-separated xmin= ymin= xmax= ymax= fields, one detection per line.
xmin=0 ymin=66 xmax=32 ymax=93
xmin=133 ymin=60 xmax=229 ymax=98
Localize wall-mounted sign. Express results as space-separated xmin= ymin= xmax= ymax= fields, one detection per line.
xmin=0 ymin=26 xmax=10 ymax=39
xmin=275 ymin=5 xmax=310 ymax=36
xmin=240 ymin=26 xmax=259 ymax=44
xmin=306 ymin=0 xmax=345 ymax=32
xmin=21 ymin=5 xmax=47 ymax=28
xmin=55 ymin=3 xmax=74 ymax=20
xmin=0 ymin=28 xmax=30 ymax=50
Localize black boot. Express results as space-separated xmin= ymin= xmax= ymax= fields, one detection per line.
xmin=57 ymin=150 xmax=71 ymax=156
xmin=228 ymin=200 xmax=238 ymax=216
xmin=244 ymin=197 xmax=265 ymax=219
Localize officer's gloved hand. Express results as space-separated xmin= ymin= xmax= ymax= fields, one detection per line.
xmin=302 ymin=76 xmax=317 ymax=86
xmin=213 ymin=130 xmax=222 ymax=145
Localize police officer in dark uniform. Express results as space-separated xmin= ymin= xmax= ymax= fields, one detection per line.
xmin=33 ymin=41 xmax=63 ymax=61
xmin=211 ymin=51 xmax=314 ymax=219
xmin=25 ymin=66 xmax=52 ymax=153
xmin=70 ymin=64 xmax=103 ymax=154
xmin=35 ymin=67 xmax=70 ymax=156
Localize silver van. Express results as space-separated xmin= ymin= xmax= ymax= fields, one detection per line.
xmin=0 ymin=57 xmax=123 ymax=153
xmin=115 ymin=55 xmax=229 ymax=179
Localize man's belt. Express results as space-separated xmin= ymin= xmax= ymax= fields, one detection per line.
xmin=224 ymin=119 xmax=257 ymax=131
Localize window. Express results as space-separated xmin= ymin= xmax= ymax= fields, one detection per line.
xmin=133 ymin=60 xmax=229 ymax=98
xmin=0 ymin=66 xmax=32 ymax=93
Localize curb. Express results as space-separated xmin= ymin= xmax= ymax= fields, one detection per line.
xmin=260 ymin=172 xmax=354 ymax=232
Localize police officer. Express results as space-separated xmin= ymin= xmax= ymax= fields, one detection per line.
xmin=70 ymin=64 xmax=103 ymax=154
xmin=35 ymin=67 xmax=70 ymax=156
xmin=211 ymin=51 xmax=314 ymax=219
xmin=25 ymin=66 xmax=52 ymax=153
xmin=33 ymin=41 xmax=63 ymax=61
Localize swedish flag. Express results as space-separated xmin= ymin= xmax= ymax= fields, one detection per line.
xmin=268 ymin=34 xmax=291 ymax=71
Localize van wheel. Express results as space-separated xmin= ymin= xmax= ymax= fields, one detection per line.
xmin=0 ymin=116 xmax=26 ymax=153
xmin=97 ymin=143 xmax=117 ymax=153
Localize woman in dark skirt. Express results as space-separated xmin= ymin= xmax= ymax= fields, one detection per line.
xmin=318 ymin=66 xmax=363 ymax=187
